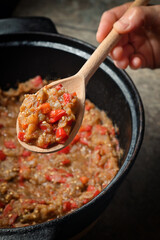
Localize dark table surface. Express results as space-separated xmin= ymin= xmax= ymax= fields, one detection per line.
xmin=11 ymin=0 xmax=160 ymax=239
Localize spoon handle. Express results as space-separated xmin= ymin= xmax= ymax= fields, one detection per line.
xmin=77 ymin=0 xmax=149 ymax=84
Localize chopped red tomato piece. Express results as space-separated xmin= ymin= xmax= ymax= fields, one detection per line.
xmin=3 ymin=204 xmax=12 ymax=216
xmin=4 ymin=140 xmax=16 ymax=149
xmin=49 ymin=109 xmax=67 ymax=123
xmin=93 ymin=189 xmax=100 ymax=197
xmin=55 ymin=84 xmax=62 ymax=90
xmin=9 ymin=213 xmax=18 ymax=225
xmin=45 ymin=174 xmax=66 ymax=183
xmin=40 ymin=103 xmax=51 ymax=114
xmin=87 ymin=185 xmax=95 ymax=192
xmin=39 ymin=122 xmax=47 ymax=131
xmin=71 ymin=134 xmax=80 ymax=145
xmin=79 ymin=138 xmax=89 ymax=145
xmin=56 ymin=127 xmax=68 ymax=143
xmin=0 ymin=124 xmax=4 ymax=129
xmin=61 ymin=158 xmax=71 ymax=165
xmin=63 ymin=93 xmax=71 ymax=104
xmin=22 ymin=150 xmax=31 ymax=157
xmin=58 ymin=146 xmax=70 ymax=154
xmin=80 ymin=176 xmax=89 ymax=184
xmin=79 ymin=125 xmax=92 ymax=132
xmin=18 ymin=132 xmax=25 ymax=141
xmin=31 ymin=75 xmax=43 ymax=88
xmin=96 ymin=125 xmax=108 ymax=135
xmin=0 ymin=150 xmax=6 ymax=161
xmin=63 ymin=201 xmax=72 ymax=212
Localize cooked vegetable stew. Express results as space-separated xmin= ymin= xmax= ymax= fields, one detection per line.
xmin=18 ymin=78 xmax=77 ymax=148
xmin=0 ymin=76 xmax=123 ymax=228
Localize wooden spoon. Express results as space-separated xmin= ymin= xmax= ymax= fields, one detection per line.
xmin=17 ymin=0 xmax=149 ymax=153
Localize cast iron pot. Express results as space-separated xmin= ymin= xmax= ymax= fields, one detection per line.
xmin=0 ymin=17 xmax=144 ymax=240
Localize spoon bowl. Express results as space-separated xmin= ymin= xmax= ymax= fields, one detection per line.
xmin=17 ymin=0 xmax=149 ymax=153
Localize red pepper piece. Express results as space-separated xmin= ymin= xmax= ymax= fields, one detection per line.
xmin=39 ymin=122 xmax=47 ymax=131
xmin=80 ymin=176 xmax=89 ymax=184
xmin=79 ymin=138 xmax=89 ymax=146
xmin=63 ymin=93 xmax=71 ymax=104
xmin=79 ymin=125 xmax=92 ymax=132
xmin=96 ymin=125 xmax=107 ymax=135
xmin=22 ymin=150 xmax=31 ymax=157
xmin=0 ymin=150 xmax=6 ymax=161
xmin=3 ymin=204 xmax=12 ymax=216
xmin=18 ymin=132 xmax=25 ymax=141
xmin=71 ymin=134 xmax=80 ymax=145
xmin=63 ymin=201 xmax=72 ymax=212
xmin=58 ymin=146 xmax=70 ymax=154
xmin=55 ymin=83 xmax=62 ymax=91
xmin=31 ymin=75 xmax=43 ymax=88
xmin=49 ymin=109 xmax=67 ymax=123
xmin=4 ymin=140 xmax=16 ymax=149
xmin=61 ymin=158 xmax=71 ymax=165
xmin=9 ymin=213 xmax=18 ymax=225
xmin=56 ymin=127 xmax=68 ymax=143
xmin=93 ymin=189 xmax=100 ymax=197
xmin=0 ymin=124 xmax=4 ymax=129
xmin=87 ymin=185 xmax=95 ymax=192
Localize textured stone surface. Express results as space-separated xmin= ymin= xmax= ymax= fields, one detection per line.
xmin=13 ymin=1 xmax=160 ymax=239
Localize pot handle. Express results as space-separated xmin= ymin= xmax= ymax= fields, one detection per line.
xmin=0 ymin=17 xmax=58 ymax=35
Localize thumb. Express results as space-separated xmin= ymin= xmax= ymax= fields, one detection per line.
xmin=113 ymin=6 xmax=145 ymax=34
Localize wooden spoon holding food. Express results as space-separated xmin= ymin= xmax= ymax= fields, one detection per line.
xmin=17 ymin=0 xmax=149 ymax=153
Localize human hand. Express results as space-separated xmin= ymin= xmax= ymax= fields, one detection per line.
xmin=96 ymin=3 xmax=160 ymax=69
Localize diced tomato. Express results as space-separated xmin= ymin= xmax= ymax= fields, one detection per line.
xmin=63 ymin=93 xmax=71 ymax=104
xmin=45 ymin=174 xmax=66 ymax=183
xmin=18 ymin=132 xmax=25 ymax=141
xmin=42 ymin=143 xmax=49 ymax=149
xmin=39 ymin=122 xmax=47 ymax=131
xmin=56 ymin=127 xmax=68 ymax=143
xmin=109 ymin=127 xmax=116 ymax=136
xmin=3 ymin=204 xmax=12 ymax=216
xmin=87 ymin=185 xmax=95 ymax=192
xmin=4 ymin=140 xmax=16 ymax=149
xmin=58 ymin=146 xmax=70 ymax=154
xmin=71 ymin=134 xmax=80 ymax=145
xmin=0 ymin=150 xmax=6 ymax=161
xmin=40 ymin=103 xmax=51 ymax=114
xmin=71 ymin=201 xmax=78 ymax=209
xmin=80 ymin=176 xmax=89 ymax=184
xmin=0 ymin=124 xmax=4 ymax=129
xmin=79 ymin=138 xmax=89 ymax=145
xmin=93 ymin=189 xmax=100 ymax=197
xmin=96 ymin=125 xmax=107 ymax=135
xmin=55 ymin=84 xmax=62 ymax=91
xmin=67 ymin=119 xmax=73 ymax=126
xmin=71 ymin=92 xmax=77 ymax=97
xmin=9 ymin=213 xmax=18 ymax=225
xmin=79 ymin=125 xmax=92 ymax=132
xmin=63 ymin=201 xmax=72 ymax=212
xmin=22 ymin=150 xmax=31 ymax=157
xmin=31 ymin=75 xmax=43 ymax=88
xmin=49 ymin=109 xmax=67 ymax=123
xmin=61 ymin=158 xmax=71 ymax=165
xmin=83 ymin=198 xmax=90 ymax=204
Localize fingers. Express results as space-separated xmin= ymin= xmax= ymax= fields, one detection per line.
xmin=113 ymin=6 xmax=147 ymax=34
xmin=96 ymin=3 xmax=130 ymax=42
